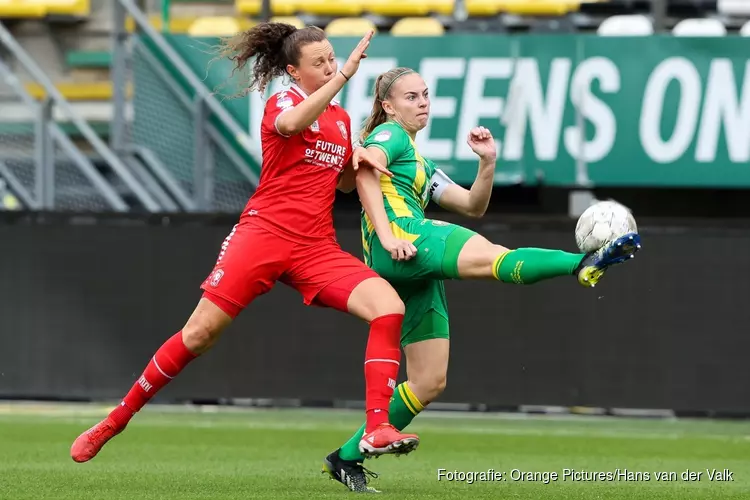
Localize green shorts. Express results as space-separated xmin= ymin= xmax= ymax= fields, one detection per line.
xmin=365 ymin=218 xmax=477 ymax=346
xmin=394 ymin=281 xmax=451 ymax=347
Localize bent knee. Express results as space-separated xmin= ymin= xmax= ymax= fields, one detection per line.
xmin=411 ymin=375 xmax=447 ymax=403
xmin=458 ymin=235 xmax=510 ymax=275
xmin=494 ymin=243 xmax=510 ymax=255
xmin=351 ymin=277 xmax=405 ymax=321
xmin=483 ymin=240 xmax=510 ymax=263
xmin=377 ymin=289 xmax=405 ymax=317
xmin=182 ymin=318 xmax=222 ymax=353
xmin=431 ymin=375 xmax=447 ymax=397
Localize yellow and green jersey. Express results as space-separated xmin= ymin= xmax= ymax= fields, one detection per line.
xmin=360 ymin=121 xmax=441 ymax=250
xmin=357 ymin=121 xmax=478 ymax=340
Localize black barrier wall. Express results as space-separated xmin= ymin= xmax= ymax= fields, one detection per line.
xmin=1 ymin=212 xmax=749 ymax=414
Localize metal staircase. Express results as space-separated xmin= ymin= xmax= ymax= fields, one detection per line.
xmin=0 ymin=0 xmax=261 ymax=213
xmin=0 ymin=21 xmax=161 ymax=212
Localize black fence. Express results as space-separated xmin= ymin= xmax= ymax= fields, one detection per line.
xmin=1 ymin=211 xmax=749 ymax=415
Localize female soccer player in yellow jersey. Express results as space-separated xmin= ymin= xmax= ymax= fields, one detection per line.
xmin=322 ymin=67 xmax=641 ymax=493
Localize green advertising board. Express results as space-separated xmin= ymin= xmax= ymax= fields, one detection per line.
xmin=163 ymin=34 xmax=750 ymax=188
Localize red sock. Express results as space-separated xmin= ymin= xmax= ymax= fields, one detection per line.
xmin=108 ymin=331 xmax=197 ymax=429
xmin=364 ymin=313 xmax=403 ymax=433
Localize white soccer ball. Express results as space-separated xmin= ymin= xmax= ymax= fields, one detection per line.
xmin=575 ymin=201 xmax=637 ymax=253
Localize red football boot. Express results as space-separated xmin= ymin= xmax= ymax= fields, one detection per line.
xmin=359 ymin=423 xmax=419 ymax=458
xmin=70 ymin=418 xmax=123 ymax=463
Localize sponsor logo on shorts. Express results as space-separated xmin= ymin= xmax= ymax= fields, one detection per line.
xmin=336 ymin=120 xmax=348 ymax=140
xmin=210 ymin=269 xmax=224 ymax=287
xmin=431 ymin=220 xmax=449 ymax=226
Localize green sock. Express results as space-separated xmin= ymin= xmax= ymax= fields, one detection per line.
xmin=338 ymin=382 xmax=424 ymax=462
xmin=493 ymin=248 xmax=584 ymax=284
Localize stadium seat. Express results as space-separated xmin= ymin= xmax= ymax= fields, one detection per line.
xmin=0 ymin=1 xmax=45 ymax=17
xmin=126 ymin=15 xmax=202 ymax=34
xmin=236 ymin=0 xmax=297 ymax=16
xmin=270 ymin=15 xmax=305 ymax=29
xmin=391 ymin=17 xmax=445 ymax=36
xmin=23 ymin=81 xmax=131 ymax=101
xmin=428 ymin=0 xmax=454 ymax=15
xmin=365 ymin=0 xmax=430 ymax=17
xmin=498 ymin=0 xmax=580 ymax=15
xmin=300 ymin=0 xmax=363 ymax=16
xmin=325 ymin=17 xmax=378 ymax=36
xmin=0 ymin=0 xmax=90 ymax=18
xmin=597 ymin=14 xmax=653 ymax=36
xmin=188 ymin=16 xmax=243 ymax=36
xmin=464 ymin=0 xmax=501 ymax=17
xmin=741 ymin=20 xmax=750 ymax=36
xmin=45 ymin=0 xmax=90 ymax=16
xmin=672 ymin=18 xmax=726 ymax=37
xmin=236 ymin=0 xmax=261 ymax=15
xmin=126 ymin=14 xmax=253 ymax=34
xmin=718 ymin=0 xmax=750 ymax=16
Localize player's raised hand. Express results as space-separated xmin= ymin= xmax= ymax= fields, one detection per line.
xmin=341 ymin=30 xmax=374 ymax=80
xmin=467 ymin=126 xmax=497 ymax=161
xmin=381 ymin=236 xmax=418 ymax=261
xmin=352 ymin=146 xmax=393 ymax=177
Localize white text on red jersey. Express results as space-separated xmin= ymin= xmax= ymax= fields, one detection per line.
xmin=304 ymin=140 xmax=347 ymax=171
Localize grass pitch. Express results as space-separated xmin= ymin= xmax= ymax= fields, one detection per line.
xmin=1 ymin=402 xmax=749 ymax=499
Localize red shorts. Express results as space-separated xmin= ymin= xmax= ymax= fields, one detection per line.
xmin=200 ymin=221 xmax=378 ymax=318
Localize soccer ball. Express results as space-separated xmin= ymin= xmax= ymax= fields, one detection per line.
xmin=575 ymin=201 xmax=637 ymax=253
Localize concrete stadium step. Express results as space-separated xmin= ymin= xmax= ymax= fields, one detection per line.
xmin=0 ymin=121 xmax=111 ymax=139
xmin=0 ymin=100 xmax=129 ymax=135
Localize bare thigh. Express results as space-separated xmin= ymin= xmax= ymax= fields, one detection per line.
xmin=456 ymin=234 xmax=510 ymax=279
xmin=346 ymin=277 xmax=405 ymax=322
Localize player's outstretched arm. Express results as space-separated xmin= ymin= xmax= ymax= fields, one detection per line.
xmin=435 ymin=126 xmax=496 ymax=218
xmin=276 ymin=72 xmax=349 ymax=136
xmin=277 ymin=31 xmax=374 ymax=136
xmin=338 ymin=146 xmax=392 ymax=193
xmin=356 ymin=147 xmax=416 ymax=261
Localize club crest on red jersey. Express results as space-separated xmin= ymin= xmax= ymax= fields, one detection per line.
xmin=209 ymin=269 xmax=224 ymax=287
xmin=336 ymin=120 xmax=348 ymax=140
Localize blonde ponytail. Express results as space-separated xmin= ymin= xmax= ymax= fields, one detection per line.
xmin=359 ymin=67 xmax=415 ymax=143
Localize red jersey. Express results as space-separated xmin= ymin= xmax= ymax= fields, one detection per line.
xmin=242 ymin=84 xmax=353 ymax=243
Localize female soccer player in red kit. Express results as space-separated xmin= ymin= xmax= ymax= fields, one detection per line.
xmin=70 ymin=23 xmax=420 ymax=462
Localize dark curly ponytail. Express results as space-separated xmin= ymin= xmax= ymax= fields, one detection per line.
xmin=219 ymin=23 xmax=326 ymax=96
